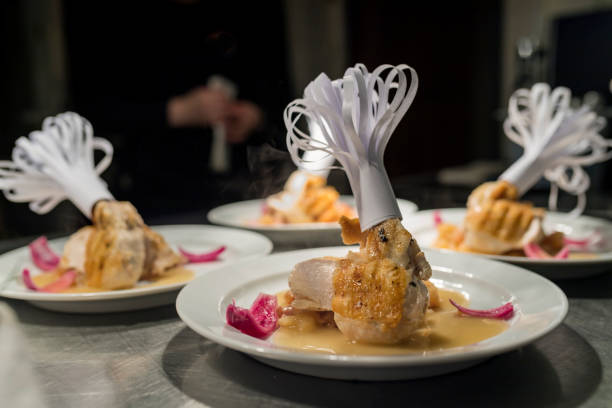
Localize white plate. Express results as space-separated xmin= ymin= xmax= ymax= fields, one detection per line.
xmin=404 ymin=208 xmax=612 ymax=279
xmin=0 ymin=225 xmax=272 ymax=313
xmin=207 ymin=196 xmax=417 ymax=246
xmin=176 ymin=246 xmax=567 ymax=381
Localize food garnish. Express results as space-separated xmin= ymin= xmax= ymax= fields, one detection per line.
xmin=178 ymin=246 xmax=226 ymax=263
xmin=226 ymin=293 xmax=278 ymax=339
xmin=449 ymin=299 xmax=514 ymax=320
xmin=433 ymin=210 xmax=442 ymax=227
xmin=563 ymin=232 xmax=603 ymax=251
xmin=433 ymin=83 xmax=610 ymax=258
xmin=22 ymin=268 xmax=77 ymax=292
xmin=523 ymin=242 xmax=570 ymax=259
xmin=28 ymin=236 xmax=60 ymax=271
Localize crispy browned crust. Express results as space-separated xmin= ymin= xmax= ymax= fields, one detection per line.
xmin=85 ymin=201 xmax=146 ymax=289
xmin=260 ymin=175 xmax=355 ymax=225
xmin=84 ymin=201 xmax=186 ymax=289
xmin=332 ymin=217 xmax=432 ymax=330
xmin=339 ymin=216 xmax=362 ymax=245
xmin=332 ymin=257 xmax=407 ymax=329
xmin=465 ymin=198 xmax=544 ymax=243
xmin=141 ymin=226 xmax=187 ymax=280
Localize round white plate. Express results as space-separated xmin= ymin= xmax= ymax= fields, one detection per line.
xmin=176 ymin=246 xmax=567 ymax=381
xmin=207 ymin=196 xmax=417 ymax=246
xmin=404 ymin=208 xmax=612 ymax=279
xmin=0 ymin=225 xmax=272 ymax=313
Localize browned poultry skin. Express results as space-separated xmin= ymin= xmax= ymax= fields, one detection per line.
xmin=260 ymin=173 xmax=355 ymax=224
xmin=332 ymin=217 xmax=432 ymax=331
xmin=141 ymin=226 xmax=186 ymax=280
xmin=83 ymin=201 xmax=187 ymax=290
xmin=333 ymin=256 xmax=407 ymax=329
xmin=465 ymin=199 xmax=544 ymax=244
xmin=339 ymin=217 xmax=431 ymax=280
xmin=466 ymin=180 xmax=543 ymax=241
xmin=85 ymin=201 xmax=146 ymax=289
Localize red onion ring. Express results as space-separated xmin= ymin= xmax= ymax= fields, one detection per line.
xmin=28 ymin=236 xmax=60 ymax=271
xmin=178 ymin=246 xmax=226 ymax=263
xmin=450 ymin=299 xmax=514 ymax=319
xmin=226 ymin=293 xmax=278 ymax=339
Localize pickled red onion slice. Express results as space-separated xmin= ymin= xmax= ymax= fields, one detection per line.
xmin=29 ymin=236 xmax=60 ymax=271
xmin=226 ymin=293 xmax=278 ymax=339
xmin=178 ymin=246 xmax=226 ymax=263
xmin=523 ymin=242 xmax=551 ymax=259
xmin=433 ymin=210 xmax=443 ymax=227
xmin=563 ymin=232 xmax=603 ymax=250
xmin=563 ymin=237 xmax=590 ymax=246
xmin=22 ymin=268 xmax=76 ymax=292
xmin=450 ymin=299 xmax=514 ymax=319
xmin=22 ymin=268 xmax=38 ymax=291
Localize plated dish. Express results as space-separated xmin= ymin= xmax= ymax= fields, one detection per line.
xmin=0 ymin=224 xmax=272 ymax=313
xmin=207 ymin=197 xmax=417 ymax=246
xmin=177 ymin=245 xmax=567 ymax=380
xmin=405 ymin=208 xmax=612 ymax=279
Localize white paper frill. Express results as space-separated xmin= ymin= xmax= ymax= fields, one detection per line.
xmin=0 ymin=112 xmax=114 ymax=218
xmin=284 ymin=63 xmax=418 ymax=231
xmin=499 ymin=83 xmax=611 ymax=216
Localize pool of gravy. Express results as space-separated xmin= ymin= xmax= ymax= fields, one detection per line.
xmin=32 ymin=267 xmax=194 ymax=293
xmin=273 ymin=288 xmax=508 ymax=355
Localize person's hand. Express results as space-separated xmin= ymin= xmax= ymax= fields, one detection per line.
xmin=167 ymin=86 xmax=230 ymax=128
xmin=222 ymin=101 xmax=263 ymax=144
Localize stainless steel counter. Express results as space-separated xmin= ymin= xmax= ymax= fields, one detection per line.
xmin=3 ymin=187 xmax=612 ymax=408
xmin=2 ymin=249 xmax=612 ymax=408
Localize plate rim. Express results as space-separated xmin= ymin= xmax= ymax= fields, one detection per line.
xmin=207 ymin=197 xmax=418 ymax=231
xmin=404 ymin=208 xmax=612 ymax=265
xmin=0 ymin=224 xmax=273 ymax=302
xmin=176 ymin=246 xmax=568 ymax=367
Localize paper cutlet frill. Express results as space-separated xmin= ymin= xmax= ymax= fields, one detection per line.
xmin=0 ymin=112 xmax=114 ymax=218
xmin=284 ymin=63 xmax=418 ymax=231
xmin=499 ymin=83 xmax=611 ymax=216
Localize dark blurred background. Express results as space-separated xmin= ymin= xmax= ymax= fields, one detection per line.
xmin=0 ymin=0 xmax=611 ymax=239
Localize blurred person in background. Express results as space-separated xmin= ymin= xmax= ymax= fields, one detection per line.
xmin=64 ymin=0 xmax=290 ymax=219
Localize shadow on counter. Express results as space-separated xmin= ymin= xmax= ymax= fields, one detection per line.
xmin=162 ymin=323 xmax=601 ymax=408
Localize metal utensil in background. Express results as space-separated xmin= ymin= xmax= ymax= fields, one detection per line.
xmin=207 ymin=76 xmax=237 ymax=174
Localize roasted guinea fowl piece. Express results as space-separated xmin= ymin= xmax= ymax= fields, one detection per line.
xmin=288 ymin=216 xmax=432 ymax=344
xmin=77 ymin=201 xmax=186 ymax=290
xmin=85 ymin=201 xmax=147 ymax=289
xmin=141 ymin=226 xmax=186 ymax=280
xmin=462 ymin=181 xmax=545 ymax=253
xmin=261 ymin=171 xmax=354 ymax=224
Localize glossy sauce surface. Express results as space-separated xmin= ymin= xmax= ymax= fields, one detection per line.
xmin=273 ymin=288 xmax=508 ymax=355
xmin=32 ymin=268 xmax=194 ymax=293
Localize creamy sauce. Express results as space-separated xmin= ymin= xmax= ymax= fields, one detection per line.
xmin=273 ymin=288 xmax=508 ymax=355
xmin=32 ymin=267 xmax=194 ymax=293
xmin=567 ymin=252 xmax=597 ymax=260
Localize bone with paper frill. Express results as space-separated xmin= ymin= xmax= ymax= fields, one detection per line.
xmin=282 ymin=64 xmax=434 ymax=345
xmin=0 ymin=112 xmax=187 ymax=290
xmin=499 ymin=83 xmax=610 ymax=216
xmin=285 ymin=63 xmax=418 ymax=231
xmin=460 ymin=83 xmax=611 ymax=254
